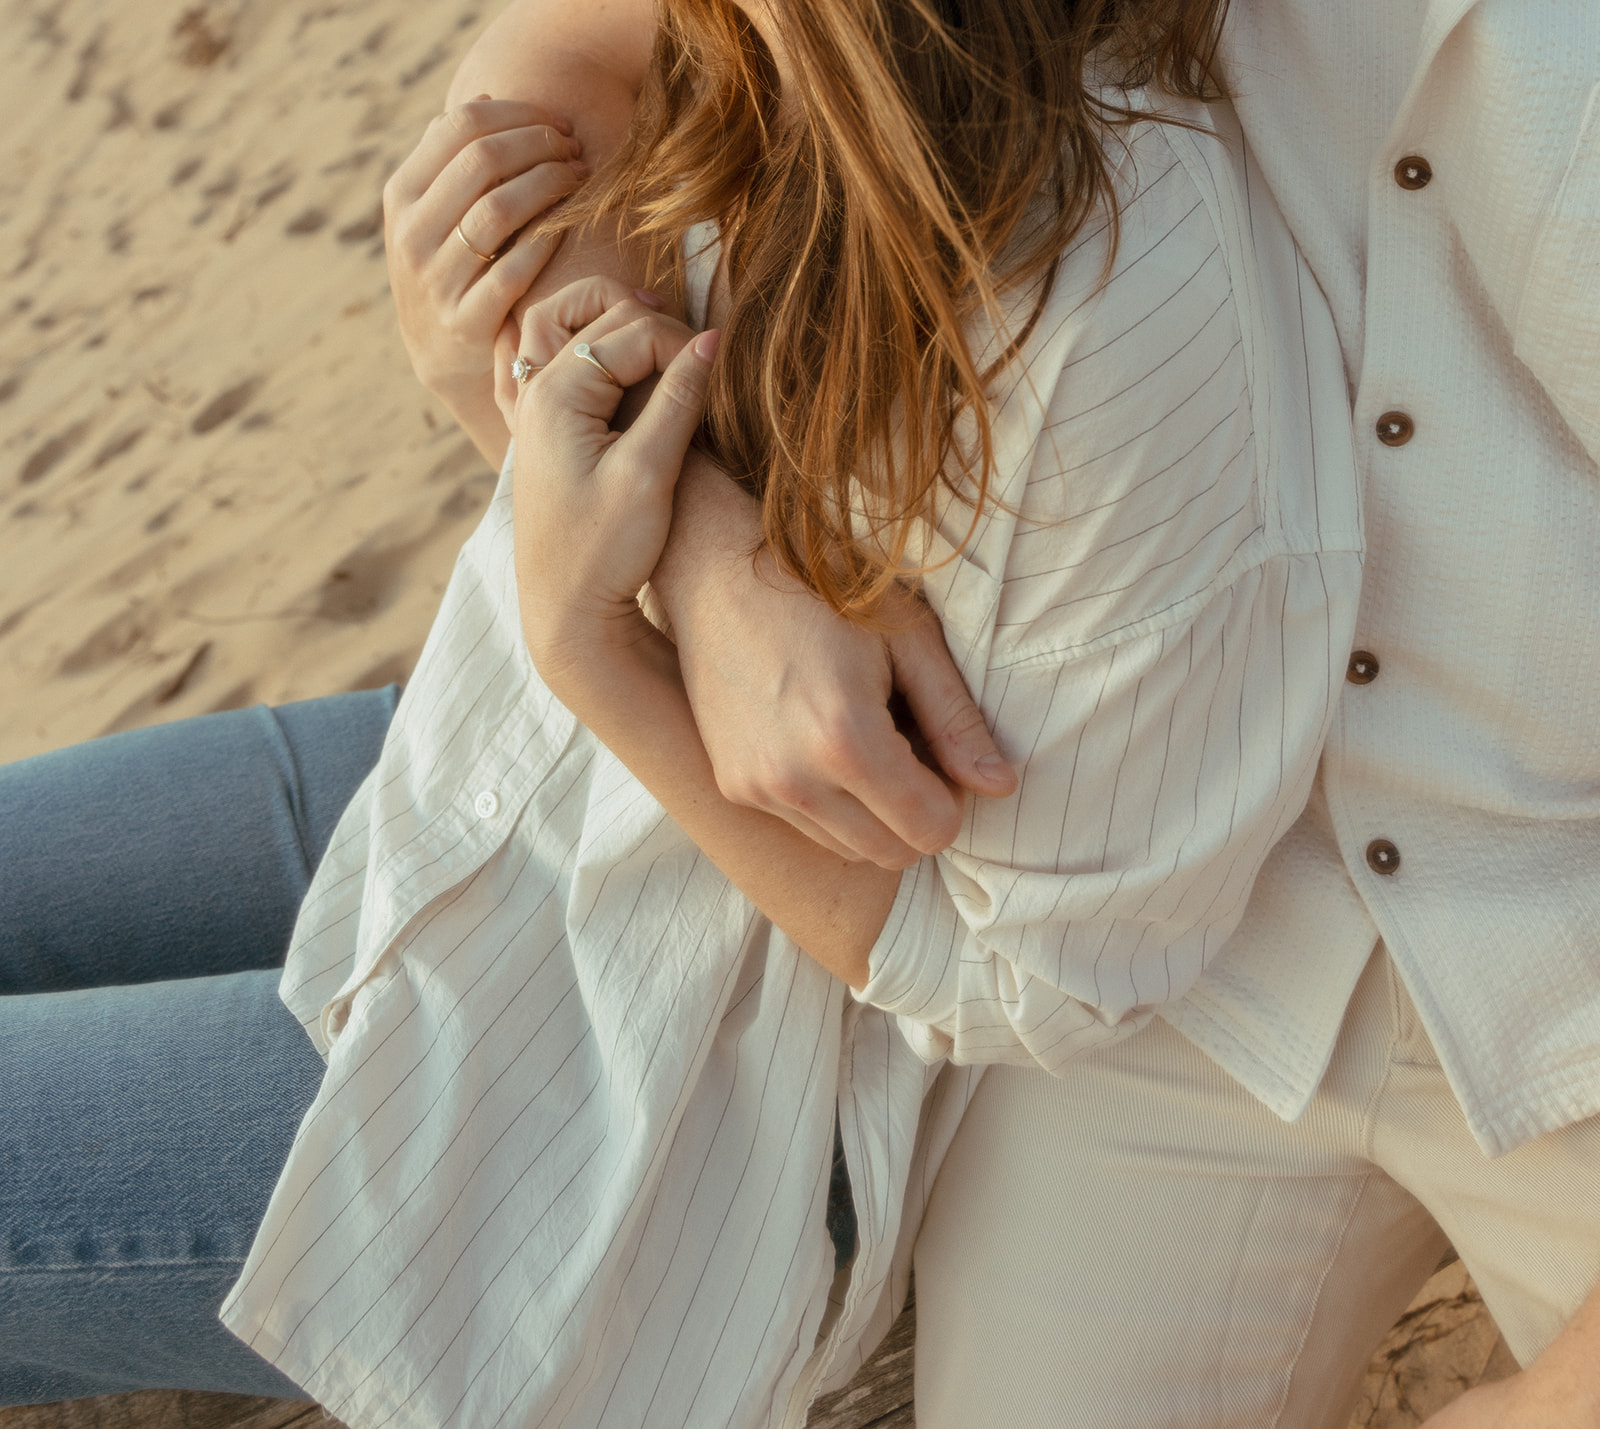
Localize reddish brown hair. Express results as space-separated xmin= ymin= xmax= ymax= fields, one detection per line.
xmin=554 ymin=0 xmax=1229 ymax=617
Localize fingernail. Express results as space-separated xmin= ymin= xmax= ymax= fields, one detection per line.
xmin=634 ymin=288 xmax=665 ymax=308
xmin=551 ymin=116 xmax=574 ymax=135
xmin=567 ymin=159 xmax=591 ymax=178
xmin=976 ymin=753 xmax=1012 ymax=781
xmin=473 ymin=92 xmax=491 ymax=101
xmin=693 ymin=328 xmax=721 ymax=361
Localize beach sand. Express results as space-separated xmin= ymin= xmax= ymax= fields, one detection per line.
xmin=0 ymin=0 xmax=491 ymax=764
xmin=0 ymin=0 xmax=1514 ymax=1422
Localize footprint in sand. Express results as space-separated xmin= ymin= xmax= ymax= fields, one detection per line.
xmin=190 ymin=377 xmax=263 ymax=435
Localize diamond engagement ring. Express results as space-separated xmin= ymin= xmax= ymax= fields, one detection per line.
xmin=511 ymin=355 xmax=541 ymax=385
xmin=573 ymin=342 xmax=622 ymax=387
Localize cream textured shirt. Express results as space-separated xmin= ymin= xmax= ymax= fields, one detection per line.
xmin=1166 ymin=0 xmax=1600 ymax=1157
xmin=221 ymin=99 xmax=1362 ymax=1428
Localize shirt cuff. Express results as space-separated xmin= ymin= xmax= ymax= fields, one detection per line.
xmin=852 ymin=855 xmax=964 ymax=1030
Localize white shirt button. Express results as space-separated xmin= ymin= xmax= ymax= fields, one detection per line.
xmin=473 ymin=789 xmax=500 ymax=820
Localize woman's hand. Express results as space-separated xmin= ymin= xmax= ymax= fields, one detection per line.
xmin=508 ymin=277 xmax=719 ymax=687
xmin=503 ymin=279 xmax=894 ymax=985
xmin=383 ymin=97 xmax=589 ymax=465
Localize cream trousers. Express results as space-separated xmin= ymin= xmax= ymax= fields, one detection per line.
xmin=912 ymin=947 xmax=1600 ymax=1429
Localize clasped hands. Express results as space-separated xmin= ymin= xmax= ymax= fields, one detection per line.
xmin=500 ymin=274 xmax=1017 ymax=870
xmin=384 ymin=96 xmax=1016 ymax=871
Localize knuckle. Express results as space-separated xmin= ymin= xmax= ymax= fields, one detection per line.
xmin=763 ymin=767 xmax=814 ymax=814
xmin=937 ymin=700 xmax=990 ymax=743
xmin=809 ymin=715 xmax=866 ymax=776
xmin=713 ymin=767 xmax=757 ymax=808
xmin=477 ymin=189 xmax=512 ymax=232
xmin=653 ymin=374 xmax=702 ymax=417
xmin=390 ymin=212 xmax=425 ymax=262
xmin=912 ymin=804 xmax=962 ymax=855
xmin=443 ymin=105 xmax=479 ymax=140
xmin=457 ymin=135 xmax=497 ymax=180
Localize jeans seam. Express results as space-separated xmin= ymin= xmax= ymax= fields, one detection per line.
xmin=254 ymin=703 xmax=317 ymax=882
xmin=0 ymin=1258 xmax=248 ymax=1274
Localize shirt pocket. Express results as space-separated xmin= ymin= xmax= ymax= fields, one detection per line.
xmin=1512 ymin=81 xmax=1600 ymax=465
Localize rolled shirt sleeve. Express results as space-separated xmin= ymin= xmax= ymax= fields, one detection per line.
xmin=859 ymin=548 xmax=1357 ymax=1070
xmin=855 ymin=109 xmax=1362 ymax=1071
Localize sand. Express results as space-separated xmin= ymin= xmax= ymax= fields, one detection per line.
xmin=0 ymin=0 xmax=494 ymax=764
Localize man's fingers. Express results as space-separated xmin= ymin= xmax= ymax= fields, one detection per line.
xmin=779 ymin=695 xmax=965 ymax=856
xmin=838 ymin=731 xmax=966 ymax=854
xmin=889 ymin=612 xmax=1016 ymax=797
xmin=724 ymin=760 xmax=927 ymax=868
xmin=769 ymin=806 xmax=877 ymax=865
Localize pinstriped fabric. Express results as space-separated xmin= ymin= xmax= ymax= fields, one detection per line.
xmin=857 ymin=101 xmax=1361 ymax=1073
xmin=221 ymin=94 xmax=1360 ymax=1429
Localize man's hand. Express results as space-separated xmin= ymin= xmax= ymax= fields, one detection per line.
xmin=434 ymin=0 xmax=1010 ymax=870
xmin=654 ymin=454 xmax=1016 ymax=870
xmin=1420 ymin=1373 xmax=1595 ymax=1429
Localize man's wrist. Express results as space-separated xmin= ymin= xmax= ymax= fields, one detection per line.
xmin=650 ymin=451 xmax=764 ymax=636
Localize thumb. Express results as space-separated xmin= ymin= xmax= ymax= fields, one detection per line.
xmin=615 ymin=328 xmax=719 ymax=477
xmin=890 ymin=614 xmax=1016 ymax=797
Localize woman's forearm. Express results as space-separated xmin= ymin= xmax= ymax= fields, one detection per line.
xmin=541 ymin=625 xmax=901 ymax=990
xmin=445 ymin=4 xmax=1005 ymax=870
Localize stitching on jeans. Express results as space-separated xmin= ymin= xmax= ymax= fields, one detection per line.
xmin=256 ymin=703 xmax=317 ymax=881
xmin=0 ymin=1258 xmax=249 ymax=1273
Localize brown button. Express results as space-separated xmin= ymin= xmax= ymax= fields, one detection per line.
xmin=1366 ymin=839 xmax=1401 ymax=875
xmin=1394 ymin=156 xmax=1433 ymax=190
xmin=1376 ymin=411 xmax=1414 ymax=446
xmin=1347 ymin=650 xmax=1380 ymax=684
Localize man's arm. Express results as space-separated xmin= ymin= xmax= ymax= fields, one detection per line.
xmin=422 ymin=3 xmax=1013 ymax=867
xmin=1422 ymin=1285 xmax=1600 ymax=1428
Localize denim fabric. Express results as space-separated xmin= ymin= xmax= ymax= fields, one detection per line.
xmin=0 ymin=690 xmax=398 ymax=1405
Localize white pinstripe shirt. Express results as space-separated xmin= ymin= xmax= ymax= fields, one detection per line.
xmin=222 ymin=95 xmax=1361 ymax=1429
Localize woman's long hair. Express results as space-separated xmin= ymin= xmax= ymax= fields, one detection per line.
xmin=550 ymin=0 xmax=1229 ymax=619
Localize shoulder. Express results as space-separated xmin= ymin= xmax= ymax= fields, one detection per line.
xmin=1015 ymin=93 xmax=1360 ymax=549
xmin=964 ymin=99 xmax=1361 ymax=665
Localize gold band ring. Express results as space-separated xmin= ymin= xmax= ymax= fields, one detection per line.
xmin=454 ymin=221 xmax=496 ymax=264
xmin=511 ymin=355 xmax=542 ymax=385
xmin=573 ymin=342 xmax=622 ymax=387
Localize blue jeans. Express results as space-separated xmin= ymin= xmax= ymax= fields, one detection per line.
xmin=0 ymin=688 xmax=399 ymax=1405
